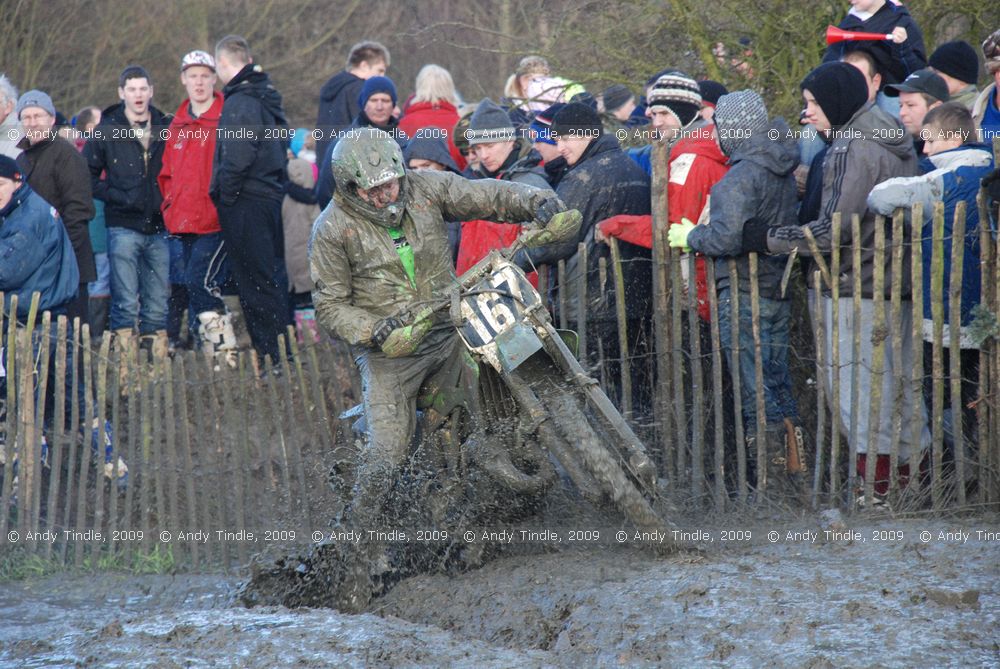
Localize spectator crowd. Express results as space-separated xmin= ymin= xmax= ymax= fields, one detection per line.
xmin=2 ymin=1 xmax=1000 ymax=505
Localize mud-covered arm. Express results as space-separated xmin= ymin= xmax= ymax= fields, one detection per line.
xmin=431 ymin=170 xmax=555 ymax=227
xmin=309 ymin=218 xmax=379 ymax=346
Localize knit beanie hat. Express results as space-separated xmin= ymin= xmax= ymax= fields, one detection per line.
xmin=697 ymin=80 xmax=729 ymax=109
xmin=982 ymin=29 xmax=1000 ymax=74
xmin=529 ymin=102 xmax=565 ymax=145
xmin=467 ymin=98 xmax=515 ymax=145
xmin=358 ymin=76 xmax=398 ymax=108
xmin=16 ymin=90 xmax=56 ymax=119
xmin=713 ymin=89 xmax=768 ymax=157
xmin=0 ymin=155 xmax=23 ymax=181
xmin=800 ymin=62 xmax=868 ymax=130
xmin=929 ymin=41 xmax=979 ymax=85
xmin=647 ymin=71 xmax=702 ymax=127
xmin=601 ymin=84 xmax=634 ymax=112
xmin=550 ymin=102 xmax=603 ymax=140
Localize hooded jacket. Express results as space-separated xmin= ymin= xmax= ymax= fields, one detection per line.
xmin=398 ymin=99 xmax=466 ymax=170
xmin=84 ymin=102 xmax=169 ymax=235
xmin=767 ymin=102 xmax=919 ymax=299
xmin=16 ymin=133 xmax=96 ymax=281
xmin=687 ymin=119 xmax=799 ymax=299
xmin=159 ymin=92 xmax=223 ymax=235
xmin=972 ymin=83 xmax=1000 ymax=135
xmin=867 ymin=144 xmax=995 ymax=346
xmin=0 ymin=183 xmax=79 ymax=318
xmin=210 ymin=64 xmax=289 ymax=206
xmin=519 ymin=132 xmax=652 ymax=323
xmin=823 ymin=2 xmax=926 ymax=89
xmin=599 ymin=129 xmax=730 ymax=319
xmin=310 ymin=169 xmax=553 ymax=353
xmin=315 ymin=70 xmax=364 ymax=160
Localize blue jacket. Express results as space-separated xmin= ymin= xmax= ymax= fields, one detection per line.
xmin=0 ymin=184 xmax=80 ymax=319
xmin=868 ymin=144 xmax=995 ymax=346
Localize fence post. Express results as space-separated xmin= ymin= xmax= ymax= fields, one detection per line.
xmin=887 ymin=210 xmax=905 ymax=502
xmin=828 ymin=214 xmax=842 ymax=503
xmin=706 ymin=258 xmax=726 ymax=509
xmin=948 ymin=201 xmax=967 ymax=506
xmin=812 ymin=271 xmax=826 ymax=509
xmin=862 ymin=217 xmax=887 ymax=507
xmin=728 ymin=260 xmax=746 ymax=504
xmin=44 ymin=316 xmax=69 ymax=564
xmin=687 ymin=253 xmax=704 ymax=502
xmin=975 ymin=191 xmax=992 ymax=507
xmin=608 ymin=237 xmax=632 ymax=420
xmin=930 ymin=201 xmax=946 ymax=511
xmin=909 ymin=202 xmax=925 ymax=505
xmin=749 ymin=253 xmax=766 ymax=494
xmin=848 ymin=215 xmax=863 ymax=509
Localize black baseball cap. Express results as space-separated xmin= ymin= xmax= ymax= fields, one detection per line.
xmin=883 ymin=68 xmax=950 ymax=102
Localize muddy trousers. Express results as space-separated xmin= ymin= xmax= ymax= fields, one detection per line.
xmin=348 ymin=334 xmax=478 ymax=528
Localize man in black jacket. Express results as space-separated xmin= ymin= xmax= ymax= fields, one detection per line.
xmin=83 ymin=67 xmax=170 ymax=365
xmin=315 ymin=40 xmax=390 ymax=162
xmin=211 ymin=35 xmax=291 ymax=367
xmin=519 ymin=102 xmax=652 ymax=415
xmin=15 ymin=89 xmax=95 ymax=326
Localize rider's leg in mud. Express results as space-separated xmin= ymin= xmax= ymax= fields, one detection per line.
xmin=339 ymin=335 xmax=468 ymax=611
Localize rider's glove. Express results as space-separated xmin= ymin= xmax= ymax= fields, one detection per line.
xmin=371 ymin=316 xmax=404 ymax=348
xmin=534 ymin=197 xmax=565 ymax=226
xmin=378 ymin=306 xmax=435 ymax=358
xmin=666 ymin=218 xmax=696 ymax=253
xmin=520 ymin=209 xmax=583 ymax=248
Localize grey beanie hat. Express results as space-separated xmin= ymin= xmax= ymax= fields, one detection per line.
xmin=467 ymin=98 xmax=515 ymax=145
xmin=16 ymin=89 xmax=56 ymax=119
xmin=713 ymin=89 xmax=768 ymax=157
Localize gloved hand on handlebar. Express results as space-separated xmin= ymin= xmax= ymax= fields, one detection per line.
xmin=371 ymin=306 xmax=435 ymax=358
xmin=519 ymin=209 xmax=583 ymax=248
xmin=534 ymin=197 xmax=565 ymax=226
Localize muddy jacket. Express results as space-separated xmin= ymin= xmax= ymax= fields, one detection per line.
xmin=310 ymin=169 xmax=553 ymax=352
xmin=210 ymin=64 xmax=289 ymax=206
xmin=519 ymin=132 xmax=651 ymax=323
xmin=16 ymin=133 xmax=96 ymax=281
xmin=84 ymin=103 xmax=169 ymax=235
xmin=687 ymin=118 xmax=799 ymax=300
xmin=767 ymin=102 xmax=918 ymax=299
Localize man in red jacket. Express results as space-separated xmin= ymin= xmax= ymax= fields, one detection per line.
xmin=598 ymin=72 xmax=729 ymax=320
xmin=158 ymin=50 xmax=235 ymax=368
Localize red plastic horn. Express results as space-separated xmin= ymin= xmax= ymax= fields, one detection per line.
xmin=825 ymin=25 xmax=892 ymax=45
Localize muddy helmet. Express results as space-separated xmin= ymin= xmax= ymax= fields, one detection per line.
xmin=331 ymin=127 xmax=405 ymax=191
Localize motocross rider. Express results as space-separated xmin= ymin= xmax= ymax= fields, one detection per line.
xmin=309 ymin=127 xmax=580 ymax=610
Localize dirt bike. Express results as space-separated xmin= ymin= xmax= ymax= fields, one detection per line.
xmin=239 ymin=235 xmax=672 ymax=611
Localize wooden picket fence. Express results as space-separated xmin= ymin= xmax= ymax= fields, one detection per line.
xmin=0 ymin=310 xmax=360 ymax=572
xmin=1 ymin=148 xmax=999 ymax=572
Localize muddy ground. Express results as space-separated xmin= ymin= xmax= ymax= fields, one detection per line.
xmin=1 ymin=512 xmax=997 ymax=668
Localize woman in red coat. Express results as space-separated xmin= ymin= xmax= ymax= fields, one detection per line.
xmin=398 ymin=64 xmax=466 ymax=170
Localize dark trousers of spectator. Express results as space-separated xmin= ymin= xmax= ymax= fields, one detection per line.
xmin=216 ymin=196 xmax=291 ymax=365
xmin=65 ymin=284 xmax=89 ymax=330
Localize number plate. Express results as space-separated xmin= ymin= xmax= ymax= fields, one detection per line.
xmin=457 ymin=261 xmax=540 ymax=353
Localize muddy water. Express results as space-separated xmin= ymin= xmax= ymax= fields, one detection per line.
xmin=2 ymin=516 xmax=997 ymax=668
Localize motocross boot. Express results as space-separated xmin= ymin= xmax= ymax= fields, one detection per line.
xmin=197 ymin=311 xmax=239 ymax=371
xmin=335 ymin=468 xmax=393 ymax=613
xmin=762 ymin=421 xmax=807 ymax=508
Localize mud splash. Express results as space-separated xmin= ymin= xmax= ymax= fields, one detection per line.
xmin=2 ymin=516 xmax=997 ymax=668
